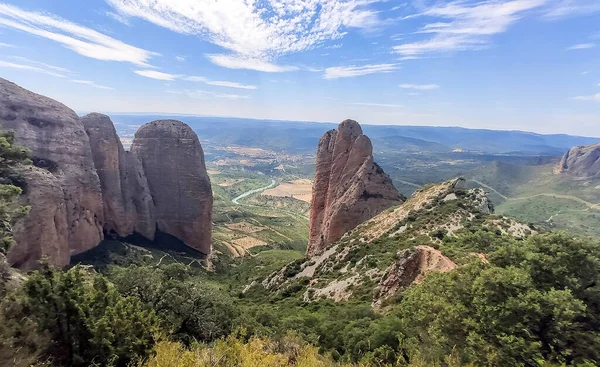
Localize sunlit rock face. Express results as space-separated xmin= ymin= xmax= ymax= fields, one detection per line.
xmin=308 ymin=119 xmax=403 ymax=256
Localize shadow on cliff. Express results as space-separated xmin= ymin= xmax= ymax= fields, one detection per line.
xmin=70 ymin=230 xmax=207 ymax=271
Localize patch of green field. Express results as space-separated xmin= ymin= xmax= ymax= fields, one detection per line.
xmin=496 ymin=196 xmax=600 ymax=237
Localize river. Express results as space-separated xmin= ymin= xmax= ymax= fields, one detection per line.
xmin=232 ymin=179 xmax=276 ymax=205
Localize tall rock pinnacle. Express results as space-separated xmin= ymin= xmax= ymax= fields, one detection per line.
xmin=307 ymin=119 xmax=404 ymax=256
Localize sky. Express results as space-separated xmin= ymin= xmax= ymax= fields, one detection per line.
xmin=0 ymin=0 xmax=599 ymax=136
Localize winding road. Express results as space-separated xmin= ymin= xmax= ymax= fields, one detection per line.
xmin=232 ymin=179 xmax=276 ymax=205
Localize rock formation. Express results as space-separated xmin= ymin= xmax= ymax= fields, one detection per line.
xmin=308 ymin=119 xmax=404 ymax=256
xmin=559 ymin=143 xmax=600 ymax=177
xmin=82 ymin=113 xmax=155 ymax=240
xmin=0 ymin=78 xmax=104 ymax=266
xmin=131 ymin=120 xmax=213 ymax=254
xmin=0 ymin=78 xmax=214 ymax=268
xmin=372 ymin=245 xmax=456 ymax=308
xmin=8 ymin=165 xmax=69 ymax=270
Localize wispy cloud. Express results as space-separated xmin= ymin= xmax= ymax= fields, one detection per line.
xmin=399 ymin=83 xmax=440 ymax=90
xmin=0 ymin=3 xmax=157 ymax=66
xmin=7 ymin=56 xmax=72 ymax=74
xmin=350 ymin=102 xmax=403 ymax=108
xmin=167 ymin=89 xmax=249 ymax=100
xmin=0 ymin=42 xmax=14 ymax=47
xmin=206 ymin=54 xmax=298 ymax=73
xmin=205 ymin=80 xmax=257 ymax=90
xmin=544 ymin=0 xmax=600 ymax=19
xmin=0 ymin=59 xmax=66 ymax=77
xmin=394 ymin=0 xmax=545 ymax=56
xmin=324 ymin=63 xmax=398 ymax=79
xmin=145 ymin=72 xmax=259 ymax=90
xmin=71 ymin=79 xmax=114 ymax=90
xmin=106 ymin=0 xmax=381 ymax=71
xmin=567 ymin=43 xmax=595 ymax=50
xmin=184 ymin=76 xmax=207 ymax=82
xmin=175 ymin=55 xmax=186 ymax=62
xmin=573 ymin=93 xmax=600 ymax=102
xmin=106 ymin=11 xmax=130 ymax=25
xmin=134 ymin=70 xmax=179 ymax=80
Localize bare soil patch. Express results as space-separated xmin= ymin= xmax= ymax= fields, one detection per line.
xmin=232 ymin=236 xmax=267 ymax=249
xmin=226 ymin=221 xmax=266 ymax=233
xmin=262 ymin=179 xmax=313 ymax=203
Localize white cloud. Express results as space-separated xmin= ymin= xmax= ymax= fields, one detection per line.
xmin=394 ymin=0 xmax=545 ymax=56
xmin=205 ymin=80 xmax=257 ymax=90
xmin=106 ymin=11 xmax=130 ymax=25
xmin=175 ymin=55 xmax=186 ymax=62
xmin=544 ymin=0 xmax=600 ymax=19
xmin=0 ymin=59 xmax=66 ymax=77
xmin=206 ymin=54 xmax=298 ymax=72
xmin=573 ymin=93 xmax=600 ymax=102
xmin=71 ymin=79 xmax=114 ymax=90
xmin=325 ymin=43 xmax=344 ymax=49
xmin=0 ymin=42 xmax=14 ymax=47
xmin=399 ymin=83 xmax=440 ymax=90
xmin=566 ymin=43 xmax=595 ymax=50
xmin=351 ymin=102 xmax=403 ymax=108
xmin=106 ymin=0 xmax=381 ymax=71
xmin=145 ymin=72 xmax=258 ymax=90
xmin=324 ymin=63 xmax=398 ymax=79
xmin=7 ymin=56 xmax=72 ymax=74
xmin=0 ymin=3 xmax=157 ymax=66
xmin=184 ymin=76 xmax=207 ymax=82
xmin=134 ymin=70 xmax=179 ymax=80
xmin=167 ymin=89 xmax=249 ymax=100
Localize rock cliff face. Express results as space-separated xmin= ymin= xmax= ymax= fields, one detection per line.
xmin=559 ymin=143 xmax=600 ymax=177
xmin=308 ymin=119 xmax=403 ymax=256
xmin=0 ymin=78 xmax=104 ymax=260
xmin=82 ymin=113 xmax=156 ymax=240
xmin=0 ymin=79 xmax=214 ymax=268
xmin=8 ymin=165 xmax=69 ymax=270
xmin=131 ymin=120 xmax=213 ymax=254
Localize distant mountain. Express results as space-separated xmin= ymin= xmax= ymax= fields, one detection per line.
xmin=108 ymin=114 xmax=599 ymax=156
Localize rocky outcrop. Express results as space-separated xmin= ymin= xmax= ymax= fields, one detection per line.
xmin=559 ymin=143 xmax=600 ymax=177
xmin=82 ymin=113 xmax=155 ymax=240
xmin=372 ymin=245 xmax=456 ymax=308
xmin=0 ymin=78 xmax=104 ymax=259
xmin=7 ymin=165 xmax=69 ymax=270
xmin=1 ymin=78 xmax=214 ymax=269
xmin=308 ymin=119 xmax=403 ymax=256
xmin=131 ymin=120 xmax=213 ymax=254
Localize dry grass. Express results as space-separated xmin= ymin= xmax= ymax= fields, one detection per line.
xmin=232 ymin=236 xmax=267 ymax=249
xmin=262 ymin=179 xmax=313 ymax=203
xmin=226 ymin=222 xmax=266 ymax=234
xmin=218 ymin=178 xmax=246 ymax=187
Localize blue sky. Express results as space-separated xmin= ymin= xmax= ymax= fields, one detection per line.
xmin=0 ymin=0 xmax=599 ymax=136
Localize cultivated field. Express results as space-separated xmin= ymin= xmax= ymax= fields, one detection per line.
xmin=262 ymin=179 xmax=313 ymax=203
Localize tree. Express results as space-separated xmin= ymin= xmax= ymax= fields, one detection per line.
xmin=395 ymin=233 xmax=600 ymax=366
xmin=0 ymin=131 xmax=30 ymax=254
xmin=22 ymin=265 xmax=158 ymax=366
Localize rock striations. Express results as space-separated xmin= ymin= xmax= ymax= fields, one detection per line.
xmin=0 ymin=78 xmax=213 ymax=269
xmin=131 ymin=120 xmax=213 ymax=254
xmin=308 ymin=119 xmax=403 ymax=256
xmin=559 ymin=143 xmax=600 ymax=177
